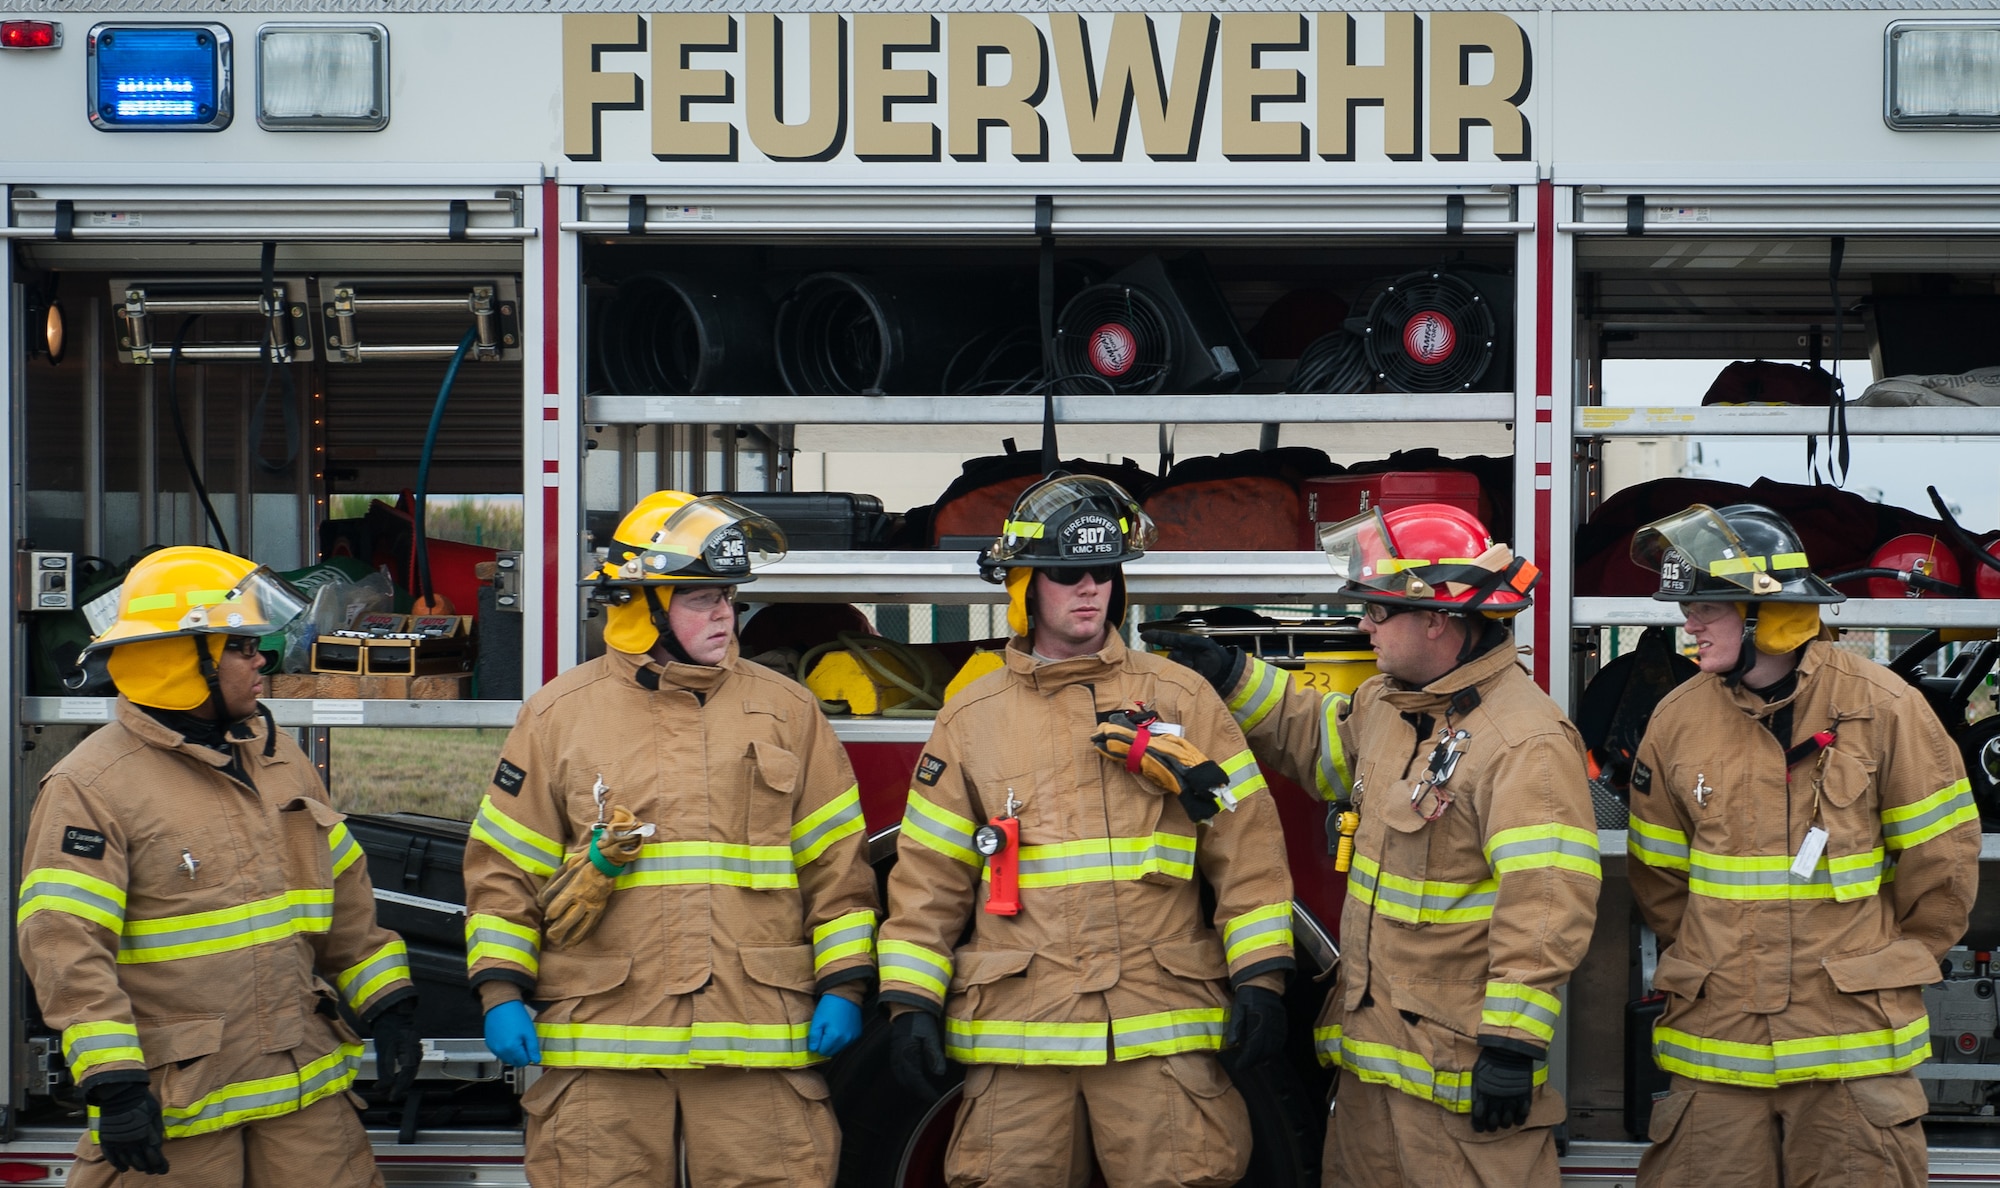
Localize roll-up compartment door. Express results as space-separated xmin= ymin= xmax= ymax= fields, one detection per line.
xmin=1566 ymin=186 xmax=2000 ymax=237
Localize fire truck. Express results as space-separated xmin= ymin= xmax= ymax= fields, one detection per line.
xmin=6 ymin=1 xmax=2000 ymax=1182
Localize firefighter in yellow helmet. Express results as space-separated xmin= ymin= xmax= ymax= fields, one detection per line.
xmin=877 ymin=474 xmax=1295 ymax=1188
xmin=17 ymin=547 xmax=419 ymax=1186
xmin=1626 ymin=505 xmax=1977 ymax=1188
xmin=463 ymin=492 xmax=879 ymax=1187
xmin=1147 ymin=505 xmax=1599 ymax=1188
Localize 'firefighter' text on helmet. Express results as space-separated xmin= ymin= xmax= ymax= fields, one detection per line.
xmin=1318 ymin=503 xmax=1537 ymax=617
xmin=978 ymin=473 xmax=1156 ymax=636
xmin=84 ymin=546 xmax=310 ymax=711
xmin=586 ymin=491 xmax=787 ymax=655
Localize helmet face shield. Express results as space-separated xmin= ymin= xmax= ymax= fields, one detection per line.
xmin=192 ymin=566 xmax=311 ymax=636
xmin=986 ymin=474 xmax=1155 ymax=565
xmin=1316 ymin=509 xmax=1401 ymax=585
xmin=1633 ymin=505 xmax=1783 ymax=598
xmin=600 ymin=494 xmax=787 ymax=586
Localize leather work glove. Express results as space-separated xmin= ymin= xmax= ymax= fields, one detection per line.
xmin=1090 ymin=710 xmax=1229 ymax=822
xmin=483 ymin=1000 xmax=542 ymax=1067
xmin=1469 ymin=1045 xmax=1538 ymax=1133
xmin=90 ymin=1080 xmax=169 ymax=1175
xmin=537 ymin=805 xmax=652 ymax=950
xmin=366 ymin=995 xmax=424 ymax=1105
xmin=889 ymin=1009 xmax=949 ymax=1098
xmin=1137 ymin=628 xmax=1244 ymax=697
xmin=808 ymin=994 xmax=864 ymax=1058
xmin=1224 ymin=984 xmax=1287 ymax=1069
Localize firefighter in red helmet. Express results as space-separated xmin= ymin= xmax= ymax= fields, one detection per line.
xmin=1148 ymin=504 xmax=1600 ymax=1187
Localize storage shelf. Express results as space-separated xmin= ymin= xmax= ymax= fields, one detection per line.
xmin=1574 ymin=597 xmax=2000 ymax=630
xmin=828 ymin=718 xmax=935 ymax=744
xmin=756 ymin=551 xmax=1348 ymax=605
xmin=1577 ymin=404 xmax=2000 ymax=437
xmin=22 ymin=697 xmax=521 ymax=729
xmin=586 ymin=393 xmax=1516 ymax=426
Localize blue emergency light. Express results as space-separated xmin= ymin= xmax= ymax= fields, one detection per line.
xmin=88 ymin=23 xmax=233 ymax=131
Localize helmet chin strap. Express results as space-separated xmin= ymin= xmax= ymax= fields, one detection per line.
xmin=192 ymin=634 xmax=225 ymax=717
xmin=1724 ymin=605 xmax=1761 ymax=688
xmin=643 ymin=587 xmax=695 ymax=665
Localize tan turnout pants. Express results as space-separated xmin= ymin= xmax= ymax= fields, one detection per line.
xmin=1636 ymin=1072 xmax=1928 ymax=1188
xmin=943 ymin=1053 xmax=1250 ymax=1188
xmin=69 ymin=1091 xmax=381 ymax=1188
xmin=520 ymin=1065 xmax=838 ymax=1188
xmin=1324 ymin=1069 xmax=1563 ymax=1188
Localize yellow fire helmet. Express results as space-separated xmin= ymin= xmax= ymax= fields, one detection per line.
xmin=84 ymin=546 xmax=311 ymax=711
xmin=586 ymin=491 xmax=788 ymax=655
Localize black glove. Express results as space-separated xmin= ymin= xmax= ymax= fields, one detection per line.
xmin=890 ymin=1009 xmax=948 ymax=1098
xmin=1138 ymin=629 xmax=1244 ymax=697
xmin=1469 ymin=1045 xmax=1538 ymax=1133
xmin=1224 ymin=984 xmax=1287 ymax=1068
xmin=366 ymin=994 xmax=424 ymax=1105
xmin=90 ymin=1080 xmax=169 ymax=1175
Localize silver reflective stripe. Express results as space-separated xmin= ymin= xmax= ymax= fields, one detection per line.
xmin=168 ymin=1048 xmax=357 ymax=1133
xmin=467 ymin=923 xmax=537 ymax=959
xmin=1487 ymin=833 xmax=1599 ymax=868
xmin=1338 ymin=1044 xmax=1471 ymax=1108
xmin=880 ymin=947 xmax=950 ymax=982
xmin=1882 ymin=790 xmax=1973 ymax=843
xmin=944 ymin=1026 xmax=1106 ymax=1059
xmin=66 ymin=1031 xmax=138 ymax=1061
xmin=1315 ymin=698 xmax=1349 ymax=801
xmin=813 ymin=920 xmax=873 ymax=961
xmin=1229 ymin=657 xmax=1284 ymax=730
xmin=119 ymin=897 xmax=332 ymax=958
xmin=540 ymin=1032 xmax=693 ymax=1060
xmin=1225 ymin=914 xmax=1291 ymax=949
xmin=1349 ymin=863 xmax=1496 ymax=918
xmin=623 ymin=852 xmax=795 ymax=879
xmin=24 ymin=882 xmax=125 ymax=923
xmin=1014 ymin=838 xmax=1194 ymax=879
xmin=692 ymin=1033 xmax=812 ymax=1059
xmin=792 ymin=799 xmax=863 ymax=862
xmin=472 ymin=802 xmax=560 ymax=873
xmin=905 ymin=797 xmax=976 ymax=853
xmin=1114 ymin=1016 xmax=1225 ymax=1049
xmin=342 ymin=950 xmax=408 ymax=999
xmin=1655 ymin=1034 xmax=1773 ymax=1079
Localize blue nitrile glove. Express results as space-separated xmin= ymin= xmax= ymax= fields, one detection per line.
xmin=483 ymin=1000 xmax=541 ymax=1067
xmin=808 ymin=994 xmax=864 ymax=1057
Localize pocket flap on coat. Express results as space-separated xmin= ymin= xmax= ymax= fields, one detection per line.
xmin=1816 ymin=747 xmax=1875 ymax=810
xmin=1162 ymin=1052 xmax=1233 ymax=1099
xmin=740 ymin=943 xmax=816 ymax=993
xmin=282 ymin=796 xmax=345 ymax=829
xmin=748 ymin=740 xmax=800 ymax=795
xmin=1386 ymin=978 xmax=1484 ymax=1033
xmin=534 ymin=952 xmax=634 ymax=1001
xmin=136 ymin=1014 xmax=225 ymax=1068
xmin=1650 ymin=953 xmax=1712 ymax=1000
xmin=950 ymin=948 xmax=1033 ymax=989
xmin=1823 ymin=938 xmax=1943 ymax=993
xmin=1153 ymin=937 xmax=1229 ymax=983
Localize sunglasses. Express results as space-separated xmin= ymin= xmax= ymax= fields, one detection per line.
xmin=1361 ymin=602 xmax=1418 ymax=624
xmin=1042 ymin=565 xmax=1118 ymax=586
xmin=222 ymin=636 xmax=264 ymax=658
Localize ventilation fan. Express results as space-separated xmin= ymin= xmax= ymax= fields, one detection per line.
xmin=1053 ymin=254 xmax=1256 ymax=395
xmin=1362 ymin=270 xmax=1498 ymax=393
xmin=593 ymin=271 xmax=777 ymax=396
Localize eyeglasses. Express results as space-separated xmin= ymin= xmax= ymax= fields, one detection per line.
xmin=1042 ymin=565 xmax=1118 ymax=586
xmin=1683 ymin=602 xmax=1737 ymax=625
xmin=675 ymin=588 xmax=734 ymax=614
xmin=221 ymin=636 xmax=264 ymax=658
xmin=1361 ymin=602 xmax=1416 ymax=624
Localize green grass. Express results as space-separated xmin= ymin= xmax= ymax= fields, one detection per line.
xmin=328 ymin=494 xmax=524 ymax=552
xmin=329 ymin=728 xmax=506 ymax=819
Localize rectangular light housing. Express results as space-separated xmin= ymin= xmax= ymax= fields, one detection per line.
xmin=1887 ymin=21 xmax=2000 ymax=129
xmin=257 ymin=23 xmax=387 ymax=131
xmin=88 ymin=23 xmax=231 ymax=131
xmin=1 ymin=21 xmax=62 ymax=50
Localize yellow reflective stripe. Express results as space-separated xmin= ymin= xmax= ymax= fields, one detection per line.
xmin=18 ymin=868 xmax=128 ymax=932
xmin=1216 ymin=749 xmax=1267 ymax=808
xmin=184 ymin=588 xmax=233 ymax=607
xmin=1710 ymin=553 xmax=1811 ymax=576
xmin=1319 ymin=1027 xmax=1547 ymax=1111
xmin=536 ymin=1021 xmax=818 ymax=1069
xmin=1314 ymin=693 xmax=1353 ymax=802
xmin=879 ymin=939 xmax=952 ymax=997
xmin=1626 ymin=814 xmax=1692 ymax=872
xmin=1007 ymin=832 xmax=1197 ymax=887
xmin=902 ymin=790 xmax=981 ymax=867
xmin=791 ymin=785 xmax=864 ymax=868
xmin=465 ymin=912 xmax=541 ymax=977
xmin=1349 ymin=853 xmax=1495 ymax=924
xmin=1481 ymin=981 xmax=1561 ymax=1043
xmin=125 ymin=592 xmax=180 ymax=612
xmin=1002 ymin=519 xmax=1045 ymax=539
xmin=1654 ymin=1019 xmax=1930 ymax=1088
xmin=470 ymin=796 xmax=563 ymax=878
xmin=96 ymin=1042 xmax=364 ymax=1141
xmin=63 ymin=1021 xmax=144 ymax=1079
xmin=1227 ymin=655 xmax=1287 ymax=733
xmin=1222 ymin=902 xmax=1294 ymax=964
xmin=1686 ymin=847 xmax=1884 ymax=902
xmin=1111 ymin=1009 xmax=1226 ymax=1059
xmin=1881 ymin=778 xmax=1977 ymax=851
xmin=811 ymin=910 xmax=876 ymax=973
xmin=1484 ymin=823 xmax=1602 ymax=880
xmin=327 ymin=822 xmax=363 ymax=879
xmin=117 ymin=890 xmax=332 ymax=964
xmin=336 ymin=939 xmax=411 ymax=1011
xmin=614 ymin=841 xmax=798 ymax=890
xmin=944 ymin=1018 xmax=1105 ymax=1066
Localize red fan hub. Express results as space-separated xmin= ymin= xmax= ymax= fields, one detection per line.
xmin=1088 ymin=322 xmax=1138 ymax=377
xmin=1403 ymin=311 xmax=1457 ymax=365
